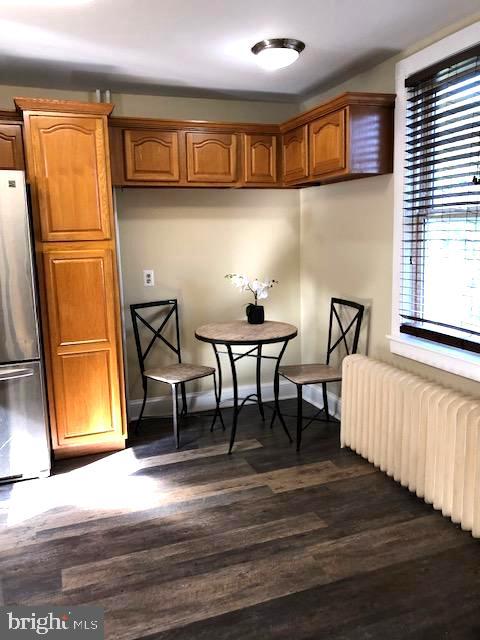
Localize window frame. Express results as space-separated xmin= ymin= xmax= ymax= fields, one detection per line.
xmin=390 ymin=20 xmax=480 ymax=382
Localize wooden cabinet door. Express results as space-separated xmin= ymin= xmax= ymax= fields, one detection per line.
xmin=0 ymin=124 xmax=25 ymax=170
xmin=282 ymin=125 xmax=308 ymax=184
xmin=244 ymin=134 xmax=277 ymax=184
xmin=43 ymin=247 xmax=123 ymax=447
xmin=310 ymin=109 xmax=346 ymax=176
xmin=124 ymin=129 xmax=180 ymax=182
xmin=28 ymin=114 xmax=112 ymax=242
xmin=186 ymin=132 xmax=237 ymax=183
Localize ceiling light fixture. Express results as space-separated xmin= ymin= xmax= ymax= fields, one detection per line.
xmin=251 ymin=38 xmax=305 ymax=71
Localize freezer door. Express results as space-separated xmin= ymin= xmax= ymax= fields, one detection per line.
xmin=0 ymin=170 xmax=40 ymax=363
xmin=0 ymin=361 xmax=50 ymax=482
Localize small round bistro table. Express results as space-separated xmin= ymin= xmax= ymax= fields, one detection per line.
xmin=195 ymin=320 xmax=298 ymax=453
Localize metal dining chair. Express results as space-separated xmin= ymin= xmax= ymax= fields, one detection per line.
xmin=272 ymin=297 xmax=365 ymax=451
xmin=130 ymin=299 xmax=224 ymax=448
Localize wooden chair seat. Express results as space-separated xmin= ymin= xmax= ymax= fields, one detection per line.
xmin=145 ymin=363 xmax=215 ymax=384
xmin=279 ymin=363 xmax=342 ymax=385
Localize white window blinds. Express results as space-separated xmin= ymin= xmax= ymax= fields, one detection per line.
xmin=400 ymin=45 xmax=480 ymax=354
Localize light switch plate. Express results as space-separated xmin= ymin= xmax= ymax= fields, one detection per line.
xmin=143 ymin=269 xmax=154 ymax=287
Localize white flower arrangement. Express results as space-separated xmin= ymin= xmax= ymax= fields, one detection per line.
xmin=225 ymin=273 xmax=278 ymax=305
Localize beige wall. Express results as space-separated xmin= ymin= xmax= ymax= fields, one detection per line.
xmin=299 ymin=17 xmax=480 ymax=398
xmin=112 ymin=93 xmax=297 ymax=122
xmin=117 ymin=188 xmax=301 ymax=401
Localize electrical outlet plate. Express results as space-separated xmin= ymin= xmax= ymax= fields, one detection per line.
xmin=143 ymin=269 xmax=154 ymax=287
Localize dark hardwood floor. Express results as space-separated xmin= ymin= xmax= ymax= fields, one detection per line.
xmin=1 ymin=399 xmax=479 ymax=639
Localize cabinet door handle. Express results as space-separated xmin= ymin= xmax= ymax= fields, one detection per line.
xmin=0 ymin=368 xmax=34 ymax=381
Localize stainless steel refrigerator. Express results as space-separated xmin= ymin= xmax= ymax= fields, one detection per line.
xmin=0 ymin=170 xmax=50 ymax=483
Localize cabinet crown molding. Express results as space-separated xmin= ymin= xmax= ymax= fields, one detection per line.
xmin=110 ymin=116 xmax=279 ymax=134
xmin=280 ymin=91 xmax=396 ymax=132
xmin=14 ymin=97 xmax=114 ymax=117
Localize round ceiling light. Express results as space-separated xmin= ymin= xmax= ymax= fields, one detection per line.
xmin=251 ymin=38 xmax=305 ymax=71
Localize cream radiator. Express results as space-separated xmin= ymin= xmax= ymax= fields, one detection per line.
xmin=341 ymin=354 xmax=480 ymax=538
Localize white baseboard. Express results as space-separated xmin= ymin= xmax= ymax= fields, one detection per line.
xmin=128 ymin=380 xmax=297 ymax=420
xmin=302 ymin=384 xmax=342 ymax=420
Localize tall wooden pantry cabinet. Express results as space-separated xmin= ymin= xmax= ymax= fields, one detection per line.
xmin=15 ymin=98 xmax=127 ymax=459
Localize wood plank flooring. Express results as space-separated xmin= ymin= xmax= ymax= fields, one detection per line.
xmin=1 ymin=399 xmax=479 ymax=639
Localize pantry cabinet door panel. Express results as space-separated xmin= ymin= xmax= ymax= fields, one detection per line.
xmin=43 ymin=247 xmax=123 ymax=446
xmin=29 ymin=115 xmax=112 ymax=241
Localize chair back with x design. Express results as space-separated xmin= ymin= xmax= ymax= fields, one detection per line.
xmin=326 ymin=298 xmax=365 ymax=365
xmin=130 ymin=299 xmax=182 ymax=376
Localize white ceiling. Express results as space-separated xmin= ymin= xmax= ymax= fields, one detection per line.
xmin=0 ymin=0 xmax=479 ymax=101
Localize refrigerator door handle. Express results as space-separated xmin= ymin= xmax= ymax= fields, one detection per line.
xmin=0 ymin=367 xmax=35 ymax=382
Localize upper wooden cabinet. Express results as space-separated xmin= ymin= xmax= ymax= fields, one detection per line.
xmin=282 ymin=125 xmax=308 ymax=184
xmin=26 ymin=112 xmax=113 ymax=242
xmin=124 ymin=129 xmax=181 ymax=182
xmin=109 ymin=92 xmax=394 ymax=189
xmin=0 ymin=123 xmax=25 ymax=170
xmin=281 ymin=94 xmax=394 ymax=186
xmin=110 ymin=120 xmax=281 ymax=187
xmin=186 ymin=132 xmax=237 ymax=183
xmin=244 ymin=134 xmax=277 ymax=185
xmin=309 ymin=109 xmax=346 ymax=177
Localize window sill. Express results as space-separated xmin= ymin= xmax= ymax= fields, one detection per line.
xmin=388 ymin=333 xmax=480 ymax=382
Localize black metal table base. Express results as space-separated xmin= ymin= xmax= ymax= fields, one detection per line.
xmin=211 ymin=341 xmax=293 ymax=454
